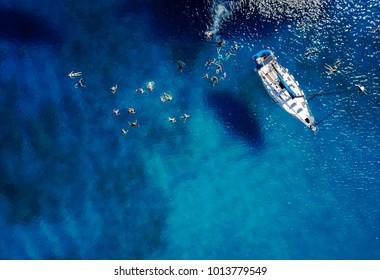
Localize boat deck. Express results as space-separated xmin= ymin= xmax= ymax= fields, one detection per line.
xmin=258 ymin=61 xmax=315 ymax=128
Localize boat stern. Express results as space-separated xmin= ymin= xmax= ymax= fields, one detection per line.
xmin=251 ymin=49 xmax=274 ymax=70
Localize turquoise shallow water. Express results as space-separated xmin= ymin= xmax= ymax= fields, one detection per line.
xmin=0 ymin=0 xmax=379 ymax=259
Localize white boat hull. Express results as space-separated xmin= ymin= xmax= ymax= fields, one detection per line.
xmin=252 ymin=50 xmax=317 ymax=131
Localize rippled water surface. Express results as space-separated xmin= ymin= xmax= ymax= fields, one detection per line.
xmin=0 ymin=0 xmax=379 ymax=259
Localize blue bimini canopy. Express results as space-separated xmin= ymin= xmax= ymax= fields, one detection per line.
xmin=251 ymin=49 xmax=272 ymax=61
xmin=276 ymin=73 xmax=296 ymax=99
xmin=251 ymin=50 xmax=273 ymax=70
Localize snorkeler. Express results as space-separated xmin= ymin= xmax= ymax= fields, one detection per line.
xmin=68 ymin=71 xmax=82 ymax=79
xmin=168 ymin=117 xmax=176 ymax=123
xmin=217 ymin=39 xmax=225 ymax=48
xmin=177 ymin=60 xmax=186 ymax=72
xmin=232 ymin=42 xmax=238 ymax=51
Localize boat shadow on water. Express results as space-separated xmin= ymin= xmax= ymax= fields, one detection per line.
xmin=206 ymin=91 xmax=265 ymax=150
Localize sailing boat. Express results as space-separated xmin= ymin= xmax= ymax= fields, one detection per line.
xmin=252 ymin=50 xmax=318 ymax=131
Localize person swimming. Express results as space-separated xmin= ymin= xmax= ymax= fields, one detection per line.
xmin=121 ymin=128 xmax=129 ymax=135
xmin=128 ymin=120 xmax=139 ymax=127
xmin=204 ymin=30 xmax=213 ymax=38
xmin=111 ymin=85 xmax=118 ymax=94
xmin=168 ymin=117 xmax=176 ymax=123
xmin=68 ymin=71 xmax=82 ymax=79
xmin=136 ymin=87 xmax=145 ymax=93
xmin=180 ymin=113 xmax=190 ymax=122
xmin=304 ymin=47 xmax=319 ymax=57
xmin=220 ymin=72 xmax=227 ymax=81
xmin=324 ymin=63 xmax=337 ymax=74
xmin=160 ymin=92 xmax=172 ymax=102
xmin=113 ymin=108 xmax=120 ymax=115
xmin=216 ymin=64 xmax=222 ymax=74
xmin=177 ymin=60 xmax=186 ymax=72
xmin=75 ymin=78 xmax=86 ymax=88
xmin=147 ymin=81 xmax=155 ymax=91
xmin=211 ymin=76 xmax=218 ymax=85
xmin=127 ymin=107 xmax=135 ymax=114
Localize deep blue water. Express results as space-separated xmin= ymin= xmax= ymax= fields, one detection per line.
xmin=0 ymin=0 xmax=379 ymax=259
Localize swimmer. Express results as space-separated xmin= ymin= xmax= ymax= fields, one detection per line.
xmin=324 ymin=63 xmax=337 ymax=74
xmin=160 ymin=92 xmax=172 ymax=102
xmin=202 ymin=73 xmax=209 ymax=79
xmin=217 ymin=39 xmax=225 ymax=48
xmin=210 ymin=76 xmax=218 ymax=85
xmin=128 ymin=120 xmax=139 ymax=127
xmin=177 ymin=60 xmax=186 ymax=72
xmin=113 ymin=108 xmax=120 ymax=115
xmin=121 ymin=128 xmax=129 ymax=135
xmin=136 ymin=87 xmax=145 ymax=93
xmin=216 ymin=64 xmax=222 ymax=74
xmin=304 ymin=49 xmax=313 ymax=57
xmin=127 ymin=107 xmax=135 ymax=114
xmin=298 ymin=23 xmax=306 ymax=30
xmin=68 ymin=71 xmax=82 ymax=79
xmin=232 ymin=42 xmax=238 ymax=51
xmin=75 ymin=78 xmax=86 ymax=88
xmin=370 ymin=28 xmax=379 ymax=33
xmin=180 ymin=113 xmax=190 ymax=123
xmin=220 ymin=72 xmax=227 ymax=81
xmin=110 ymin=85 xmax=118 ymax=94
xmin=205 ymin=59 xmax=214 ymax=67
xmin=168 ymin=117 xmax=176 ymax=123
xmin=304 ymin=47 xmax=319 ymax=57
xmin=225 ymin=52 xmax=235 ymax=60
xmin=147 ymin=81 xmax=155 ymax=92
xmin=205 ymin=30 xmax=213 ymax=38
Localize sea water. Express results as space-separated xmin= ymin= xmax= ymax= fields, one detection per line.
xmin=0 ymin=0 xmax=379 ymax=259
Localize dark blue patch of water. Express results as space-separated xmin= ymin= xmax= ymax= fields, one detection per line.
xmin=0 ymin=7 xmax=61 ymax=46
xmin=206 ymin=91 xmax=265 ymax=149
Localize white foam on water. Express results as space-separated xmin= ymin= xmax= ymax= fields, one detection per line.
xmin=209 ymin=1 xmax=234 ymax=34
xmin=208 ymin=0 xmax=327 ymax=36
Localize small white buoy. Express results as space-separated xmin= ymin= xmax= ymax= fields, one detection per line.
xmin=357 ymin=84 xmax=367 ymax=95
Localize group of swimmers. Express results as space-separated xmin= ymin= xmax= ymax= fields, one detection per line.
xmin=69 ymin=72 xmax=191 ymax=135
xmin=203 ymin=31 xmax=239 ymax=86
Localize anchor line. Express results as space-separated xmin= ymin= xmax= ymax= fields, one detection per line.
xmin=315 ymin=93 xmax=360 ymax=126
